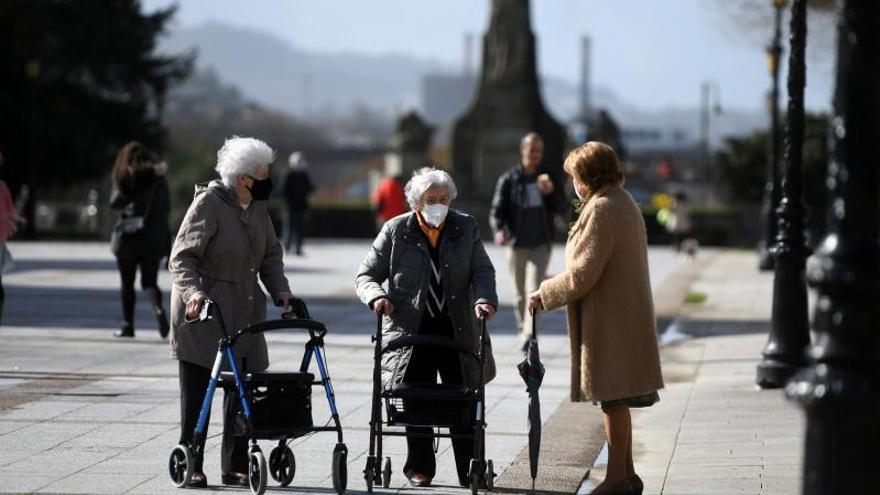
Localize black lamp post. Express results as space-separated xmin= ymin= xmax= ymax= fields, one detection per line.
xmin=786 ymin=1 xmax=880 ymax=492
xmin=758 ymin=0 xmax=787 ymax=271
xmin=756 ymin=0 xmax=810 ymax=389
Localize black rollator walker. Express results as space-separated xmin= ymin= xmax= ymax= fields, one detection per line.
xmin=167 ymin=299 xmax=348 ymax=495
xmin=364 ymin=311 xmax=495 ymax=494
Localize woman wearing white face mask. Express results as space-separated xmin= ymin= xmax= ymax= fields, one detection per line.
xmin=356 ymin=167 xmax=498 ymax=488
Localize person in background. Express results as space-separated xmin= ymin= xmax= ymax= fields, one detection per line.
xmin=169 ymin=136 xmax=293 ymax=488
xmin=528 ymin=142 xmax=662 ymax=495
xmin=282 ymin=151 xmax=315 ymax=255
xmin=666 ymin=192 xmax=693 ymax=256
xmin=372 ymin=173 xmax=408 ymax=232
xmin=0 ymin=149 xmax=26 ymax=327
xmin=489 ymin=132 xmax=563 ymax=350
xmin=109 ymin=142 xmax=171 ymax=339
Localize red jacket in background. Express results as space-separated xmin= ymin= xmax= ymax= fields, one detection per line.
xmin=372 ymin=177 xmax=408 ymax=222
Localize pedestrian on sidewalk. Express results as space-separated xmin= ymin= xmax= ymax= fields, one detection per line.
xmin=663 ymin=192 xmax=694 ymax=257
xmin=528 ymin=141 xmax=663 ymax=495
xmin=489 ymin=132 xmax=564 ymax=351
xmin=282 ymin=151 xmax=314 ymax=255
xmin=356 ymin=167 xmax=498 ymax=489
xmin=0 ymin=149 xmax=26 ymax=327
xmin=109 ymin=142 xmax=171 ymax=339
xmin=169 ymin=136 xmax=294 ymax=488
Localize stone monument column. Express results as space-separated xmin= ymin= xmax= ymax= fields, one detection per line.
xmin=452 ymin=0 xmax=565 ymax=200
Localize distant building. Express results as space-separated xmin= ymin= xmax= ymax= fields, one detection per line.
xmin=621 ymin=126 xmax=692 ymax=154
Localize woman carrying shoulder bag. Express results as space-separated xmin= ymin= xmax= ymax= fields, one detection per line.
xmin=110 ymin=141 xmax=171 ymax=338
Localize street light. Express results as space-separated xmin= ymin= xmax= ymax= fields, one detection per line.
xmin=699 ymin=80 xmax=722 ymax=198
xmin=756 ymin=0 xmax=810 ymax=390
xmin=758 ymin=0 xmax=787 ymax=271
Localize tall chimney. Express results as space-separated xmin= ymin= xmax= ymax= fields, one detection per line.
xmin=464 ymin=32 xmax=473 ymax=77
xmin=580 ymin=35 xmax=591 ymax=122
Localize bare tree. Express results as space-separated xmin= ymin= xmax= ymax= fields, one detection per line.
xmin=702 ymin=0 xmax=836 ymax=65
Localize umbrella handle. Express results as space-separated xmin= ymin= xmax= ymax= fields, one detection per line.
xmin=530 ymin=308 xmax=539 ymax=340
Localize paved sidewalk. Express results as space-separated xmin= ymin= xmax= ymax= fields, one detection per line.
xmin=0 ymin=240 xmax=681 ymax=495
xmin=582 ymin=251 xmax=805 ymax=495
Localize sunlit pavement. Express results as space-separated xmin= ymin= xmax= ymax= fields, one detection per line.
xmin=0 ymin=240 xmax=716 ymax=494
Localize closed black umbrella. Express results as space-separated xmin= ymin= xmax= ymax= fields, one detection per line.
xmin=517 ymin=311 xmax=545 ymax=491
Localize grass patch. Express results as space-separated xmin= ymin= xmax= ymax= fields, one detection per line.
xmin=684 ymin=291 xmax=708 ymax=304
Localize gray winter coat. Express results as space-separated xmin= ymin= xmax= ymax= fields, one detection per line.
xmin=169 ymin=180 xmax=291 ymax=371
xmin=355 ymin=210 xmax=498 ymax=391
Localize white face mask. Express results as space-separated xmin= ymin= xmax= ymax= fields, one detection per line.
xmin=575 ymin=187 xmax=586 ymax=201
xmin=421 ymin=203 xmax=449 ymax=227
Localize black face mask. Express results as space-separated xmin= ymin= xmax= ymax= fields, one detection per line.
xmin=247 ymin=176 xmax=273 ymax=201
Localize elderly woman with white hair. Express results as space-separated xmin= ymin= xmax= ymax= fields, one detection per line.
xmin=169 ymin=136 xmax=294 ymax=488
xmin=355 ymin=167 xmax=498 ymax=488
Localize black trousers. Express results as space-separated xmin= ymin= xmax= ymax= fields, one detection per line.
xmin=178 ymin=360 xmax=249 ymax=474
xmin=402 ymin=344 xmax=474 ymax=482
xmin=285 ymin=207 xmax=306 ymax=254
xmin=115 ymin=255 xmax=163 ymax=328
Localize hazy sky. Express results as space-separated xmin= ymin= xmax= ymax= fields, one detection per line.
xmin=142 ymin=0 xmax=836 ymax=113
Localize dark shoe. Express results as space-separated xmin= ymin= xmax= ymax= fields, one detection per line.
xmin=591 ymin=477 xmax=635 ymax=495
xmin=113 ymin=324 xmax=134 ymax=338
xmin=628 ymin=474 xmax=644 ymax=495
xmin=155 ymin=308 xmax=169 ymax=339
xmin=221 ymin=472 xmax=249 ymax=486
xmin=188 ymin=471 xmax=207 ymax=488
xmin=407 ymin=473 xmax=431 ymax=487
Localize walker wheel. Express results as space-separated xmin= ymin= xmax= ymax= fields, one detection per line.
xmin=364 ymin=455 xmax=375 ymax=493
xmin=468 ymin=459 xmax=482 ymax=495
xmin=168 ymin=444 xmax=193 ymax=488
xmin=269 ymin=445 xmax=295 ymax=487
xmin=332 ymin=443 xmax=348 ymax=494
xmin=381 ymin=456 xmax=392 ymax=488
xmin=486 ymin=459 xmax=495 ymax=491
xmin=248 ymin=449 xmax=268 ymax=495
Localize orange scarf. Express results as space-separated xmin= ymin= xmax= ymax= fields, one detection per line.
xmin=416 ymin=211 xmax=443 ymax=248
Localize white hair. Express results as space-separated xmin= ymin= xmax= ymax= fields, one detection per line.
xmin=288 ymin=151 xmax=305 ymax=169
xmin=215 ymin=136 xmax=275 ymax=187
xmin=404 ymin=167 xmax=458 ymax=209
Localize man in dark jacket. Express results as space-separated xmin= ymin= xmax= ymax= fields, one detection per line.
xmin=282 ymin=151 xmax=315 ymax=255
xmin=489 ymin=132 xmax=563 ymax=348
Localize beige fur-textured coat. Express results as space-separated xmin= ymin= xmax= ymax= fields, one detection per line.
xmin=539 ymin=184 xmax=663 ymax=402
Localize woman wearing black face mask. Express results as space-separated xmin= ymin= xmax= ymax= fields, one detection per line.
xmin=168 ymin=136 xmax=294 ymax=488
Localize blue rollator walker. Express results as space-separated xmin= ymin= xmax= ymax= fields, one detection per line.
xmin=167 ymin=298 xmax=348 ymax=495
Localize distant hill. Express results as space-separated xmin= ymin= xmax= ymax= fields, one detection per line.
xmin=158 ymin=22 xmax=767 ymax=146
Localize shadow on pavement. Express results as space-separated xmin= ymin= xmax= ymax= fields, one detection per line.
xmin=5 ymin=286 xmax=571 ymax=337
xmin=5 ymin=258 xmax=330 ymax=274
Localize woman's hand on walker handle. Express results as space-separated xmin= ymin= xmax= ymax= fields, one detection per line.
xmin=475 ymin=303 xmax=496 ymax=320
xmin=527 ymin=290 xmax=544 ymax=315
xmin=372 ymin=297 xmax=395 ymax=317
xmin=185 ymin=292 xmax=207 ymax=320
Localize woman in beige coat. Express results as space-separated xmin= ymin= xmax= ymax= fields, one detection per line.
xmin=528 ymin=141 xmax=663 ymax=495
xmin=169 ymin=136 xmax=292 ymax=488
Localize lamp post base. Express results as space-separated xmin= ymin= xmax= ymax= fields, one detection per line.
xmin=757 ymin=241 xmax=776 ymax=271
xmin=756 ymin=357 xmax=802 ymax=389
